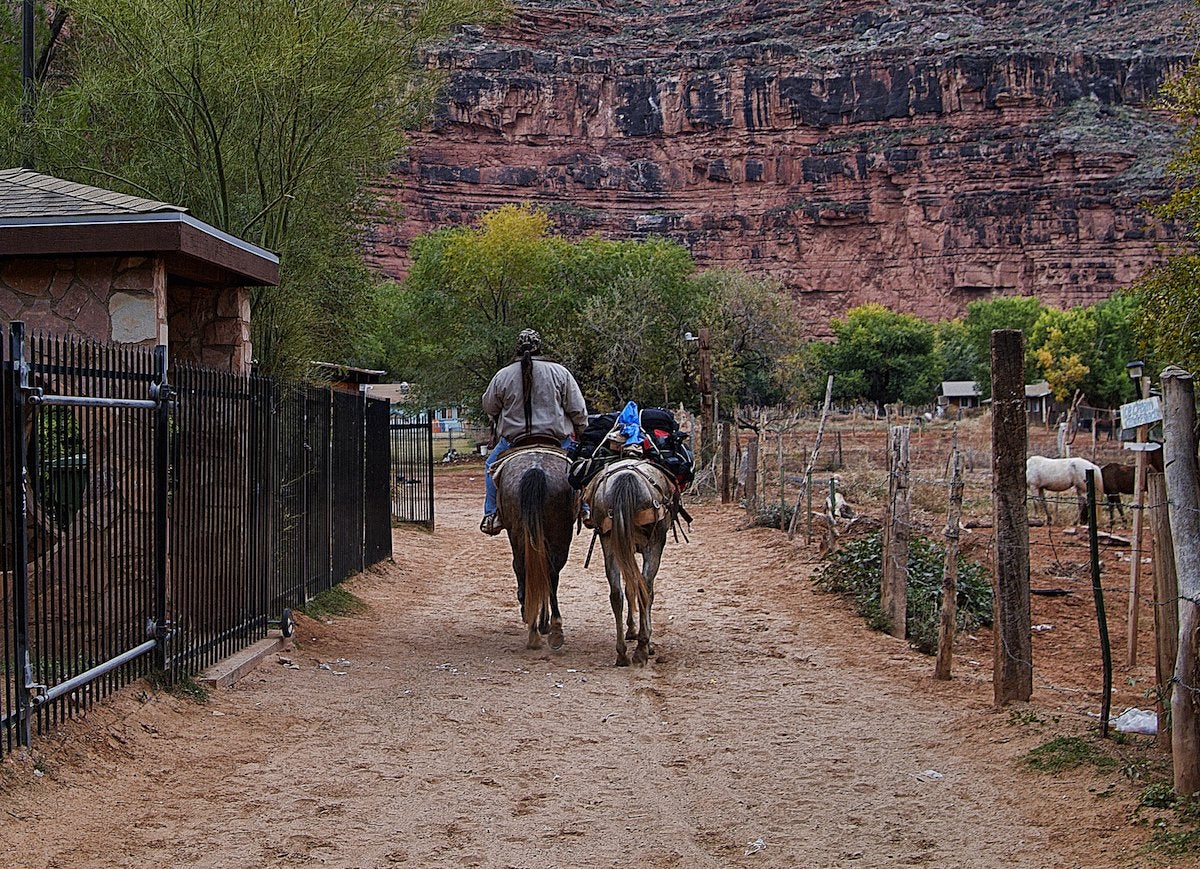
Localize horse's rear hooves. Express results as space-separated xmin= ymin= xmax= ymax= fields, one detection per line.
xmin=549 ymin=631 xmax=565 ymax=651
xmin=615 ymin=655 xmax=630 ymax=667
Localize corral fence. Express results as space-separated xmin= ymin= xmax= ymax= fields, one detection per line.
xmin=0 ymin=323 xmax=396 ymax=755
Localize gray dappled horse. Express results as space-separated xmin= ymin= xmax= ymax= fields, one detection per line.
xmin=493 ymin=446 xmax=575 ymax=651
xmin=586 ymin=458 xmax=673 ymax=666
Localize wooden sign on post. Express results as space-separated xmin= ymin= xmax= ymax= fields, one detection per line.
xmin=1120 ymin=397 xmax=1162 ymax=431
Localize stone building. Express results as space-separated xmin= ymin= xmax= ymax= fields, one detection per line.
xmin=0 ymin=168 xmax=278 ymax=369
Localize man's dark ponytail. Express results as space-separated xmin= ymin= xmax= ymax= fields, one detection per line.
xmin=521 ymin=349 xmax=534 ymax=440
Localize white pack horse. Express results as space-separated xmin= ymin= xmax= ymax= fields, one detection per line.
xmin=1025 ymin=455 xmax=1104 ymax=525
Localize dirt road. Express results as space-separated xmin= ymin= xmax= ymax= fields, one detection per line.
xmin=1 ymin=470 xmax=1155 ymax=867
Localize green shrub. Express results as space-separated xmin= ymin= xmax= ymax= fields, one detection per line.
xmin=813 ymin=530 xmax=992 ymax=654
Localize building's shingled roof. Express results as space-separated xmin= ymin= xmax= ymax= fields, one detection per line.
xmin=941 ymin=380 xmax=980 ymax=398
xmin=0 ymin=168 xmax=184 ymax=218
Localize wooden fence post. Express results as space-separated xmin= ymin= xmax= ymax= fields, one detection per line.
xmin=881 ymin=425 xmax=910 ymax=640
xmin=720 ymin=420 xmax=732 ymax=504
xmin=1149 ymin=469 xmax=1179 ymax=750
xmin=1162 ymin=366 xmax=1200 ymax=793
xmin=935 ymin=447 xmax=965 ymax=680
xmin=745 ymin=436 xmax=759 ymax=513
xmin=787 ymin=375 xmax=834 ymax=540
xmin=992 ymin=329 xmax=1032 ymax=705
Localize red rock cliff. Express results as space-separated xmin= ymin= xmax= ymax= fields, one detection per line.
xmin=368 ymin=0 xmax=1190 ymax=334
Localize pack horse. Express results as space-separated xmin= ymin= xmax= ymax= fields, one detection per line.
xmin=585 ymin=459 xmax=676 ymax=666
xmin=491 ymin=446 xmax=575 ymax=650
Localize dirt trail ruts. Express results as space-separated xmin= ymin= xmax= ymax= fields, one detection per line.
xmin=1 ymin=469 xmax=1151 ymax=868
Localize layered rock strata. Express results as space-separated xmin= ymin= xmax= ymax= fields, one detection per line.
xmin=369 ymin=0 xmax=1191 ymax=333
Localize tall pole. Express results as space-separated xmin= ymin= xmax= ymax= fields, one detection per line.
xmin=698 ymin=328 xmax=714 ymax=466
xmin=1127 ymin=374 xmax=1151 ymax=667
xmin=21 ymin=0 xmax=36 ymax=169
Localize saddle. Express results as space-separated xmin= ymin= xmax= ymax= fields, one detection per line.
xmin=489 ymin=443 xmax=568 ymax=490
xmin=582 ymin=458 xmax=689 ymax=535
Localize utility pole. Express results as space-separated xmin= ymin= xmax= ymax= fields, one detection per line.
xmin=21 ymin=0 xmax=36 ymax=169
xmin=699 ymin=327 xmax=714 ymax=465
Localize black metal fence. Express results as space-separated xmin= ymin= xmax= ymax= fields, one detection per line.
xmin=0 ymin=325 xmax=395 ymax=754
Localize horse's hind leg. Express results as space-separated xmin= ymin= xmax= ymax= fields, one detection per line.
xmin=548 ymin=571 xmax=564 ymax=651
xmin=633 ymin=524 xmax=667 ymax=665
xmin=605 ymin=547 xmax=629 ymax=666
xmin=625 ymin=592 xmax=637 ymax=641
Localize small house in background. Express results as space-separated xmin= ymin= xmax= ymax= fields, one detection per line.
xmin=1025 ymin=380 xmax=1052 ymax=422
xmin=365 ymin=382 xmax=411 ymax=417
xmin=941 ymin=380 xmax=981 ymax=410
xmin=311 ymin=361 xmax=386 ymax=394
xmin=0 ymin=168 xmax=278 ymax=371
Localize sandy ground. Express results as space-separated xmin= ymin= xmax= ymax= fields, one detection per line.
xmin=0 ymin=467 xmax=1180 ymax=868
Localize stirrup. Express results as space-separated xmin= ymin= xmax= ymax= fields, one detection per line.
xmin=480 ymin=513 xmax=503 ymax=536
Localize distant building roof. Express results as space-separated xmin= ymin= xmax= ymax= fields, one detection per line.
xmin=364 ymin=382 xmax=410 ymax=403
xmin=941 ymin=381 xmax=980 ymax=398
xmin=0 ymin=168 xmax=278 ymax=287
xmin=1025 ymin=380 xmax=1052 ymax=398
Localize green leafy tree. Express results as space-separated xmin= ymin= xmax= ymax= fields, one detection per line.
xmin=558 ymin=236 xmax=696 ymax=411
xmin=1132 ymin=31 xmax=1200 ymax=372
xmin=961 ymin=296 xmax=1044 ymax=395
xmin=12 ymin=0 xmax=504 ymax=375
xmin=687 ymin=269 xmax=801 ymax=408
xmin=813 ymin=304 xmax=941 ymax=412
xmin=1028 ymin=296 xmax=1137 ymax=406
xmin=386 ymin=204 xmax=577 ymax=407
xmin=934 ymin=319 xmax=978 ymax=382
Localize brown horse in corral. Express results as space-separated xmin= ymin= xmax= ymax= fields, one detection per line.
xmin=585 ymin=458 xmax=675 ymax=667
xmin=1101 ymin=448 xmax=1163 ymax=521
xmin=492 ymin=446 xmax=575 ymax=651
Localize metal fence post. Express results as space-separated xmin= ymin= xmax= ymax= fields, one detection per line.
xmin=152 ymin=345 xmax=169 ymax=671
xmin=8 ymin=322 xmax=31 ymax=747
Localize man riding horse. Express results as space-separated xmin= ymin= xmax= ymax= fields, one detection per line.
xmin=480 ymin=329 xmax=588 ymax=535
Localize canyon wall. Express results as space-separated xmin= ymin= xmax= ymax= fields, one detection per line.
xmin=368 ymin=0 xmax=1191 ymax=335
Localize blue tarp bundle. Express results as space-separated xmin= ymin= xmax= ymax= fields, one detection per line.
xmin=616 ymin=400 xmax=642 ymax=446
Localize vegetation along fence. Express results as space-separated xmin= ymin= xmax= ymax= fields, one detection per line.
xmin=0 ymin=323 xmax=394 ymax=755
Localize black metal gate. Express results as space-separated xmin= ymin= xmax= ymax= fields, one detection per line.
xmin=391 ymin=413 xmax=434 ymax=527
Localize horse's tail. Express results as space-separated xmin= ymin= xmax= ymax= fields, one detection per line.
xmin=519 ymin=467 xmax=551 ymax=627
xmin=609 ymin=471 xmax=649 ymax=616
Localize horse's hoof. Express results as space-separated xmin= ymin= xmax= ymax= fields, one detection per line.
xmin=549 ymin=629 xmax=565 ymax=650
xmin=527 ymin=628 xmax=543 ymax=650
xmin=633 ymin=649 xmax=649 ymax=666
xmin=615 ymin=655 xmax=629 ymax=667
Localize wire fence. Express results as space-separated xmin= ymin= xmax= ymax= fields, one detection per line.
xmin=722 ymin=405 xmax=1186 ymax=713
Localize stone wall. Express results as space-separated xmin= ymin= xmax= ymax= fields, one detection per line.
xmin=166 ymin=283 xmax=252 ymax=373
xmin=0 ymin=255 xmax=166 ymax=346
xmin=0 ymin=255 xmax=252 ymax=372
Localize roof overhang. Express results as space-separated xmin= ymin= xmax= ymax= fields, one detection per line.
xmin=0 ymin=211 xmax=279 ymax=287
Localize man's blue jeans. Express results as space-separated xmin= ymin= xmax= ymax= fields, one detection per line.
xmin=484 ymin=436 xmax=574 ymax=515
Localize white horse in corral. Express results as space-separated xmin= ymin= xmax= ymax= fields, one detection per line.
xmin=1025 ymin=455 xmax=1104 ymax=525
